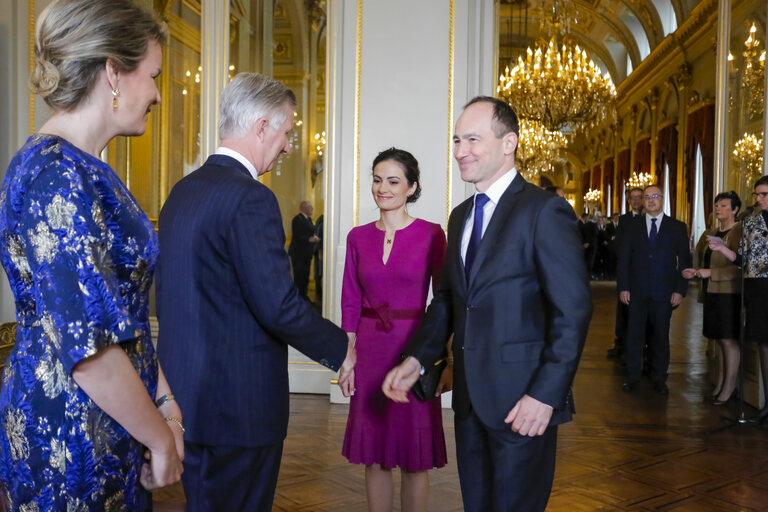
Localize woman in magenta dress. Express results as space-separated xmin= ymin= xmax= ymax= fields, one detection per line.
xmin=341 ymin=148 xmax=448 ymax=512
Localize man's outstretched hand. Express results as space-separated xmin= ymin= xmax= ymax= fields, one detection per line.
xmin=382 ymin=356 xmax=421 ymax=403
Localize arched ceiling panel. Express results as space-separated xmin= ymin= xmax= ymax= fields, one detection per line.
xmin=567 ymin=33 xmax=621 ymax=83
xmin=603 ymin=34 xmax=630 ymax=80
xmin=649 ymin=0 xmax=679 ymax=36
xmin=573 ymin=0 xmax=643 ymax=67
xmin=620 ymin=11 xmax=651 ymax=58
xmin=590 ymin=0 xmax=663 ymax=50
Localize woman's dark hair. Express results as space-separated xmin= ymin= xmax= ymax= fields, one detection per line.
xmin=372 ymin=147 xmax=422 ymax=204
xmin=714 ymin=190 xmax=741 ymax=214
xmin=755 ymin=175 xmax=768 ymax=189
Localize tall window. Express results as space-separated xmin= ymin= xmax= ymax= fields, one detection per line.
xmin=621 ymin=185 xmax=627 ymax=214
xmin=691 ymin=145 xmax=707 ymax=248
xmin=663 ymin=162 xmax=671 ymax=216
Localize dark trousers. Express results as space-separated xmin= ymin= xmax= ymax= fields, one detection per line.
xmin=614 ymin=298 xmax=628 ymax=351
xmin=455 ymin=408 xmax=558 ymax=512
xmin=291 ymin=256 xmax=311 ymax=300
xmin=625 ymin=298 xmax=673 ymax=383
xmin=182 ymin=441 xmax=283 ymax=512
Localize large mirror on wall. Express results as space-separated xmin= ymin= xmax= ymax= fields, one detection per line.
xmin=727 ymin=6 xmax=766 ymax=203
xmin=101 ymin=0 xmax=329 ymax=309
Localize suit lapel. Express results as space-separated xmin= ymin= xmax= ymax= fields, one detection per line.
xmin=451 ymin=197 xmax=474 ymax=293
xmin=467 ymin=173 xmax=526 ymax=285
xmin=655 ymin=214 xmax=670 ymax=245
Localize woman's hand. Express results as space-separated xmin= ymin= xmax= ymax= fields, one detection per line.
xmin=338 ymin=333 xmax=357 ymax=397
xmin=140 ymin=430 xmax=183 ymax=490
xmin=696 ymin=269 xmax=711 ymax=279
xmin=708 ymin=237 xmax=726 ymax=252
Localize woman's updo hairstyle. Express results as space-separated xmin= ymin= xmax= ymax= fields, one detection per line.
xmin=372 ymin=147 xmax=422 ymax=204
xmin=30 ymin=0 xmax=167 ymax=111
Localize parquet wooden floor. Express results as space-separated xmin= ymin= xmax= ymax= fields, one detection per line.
xmin=154 ymin=282 xmax=768 ymax=511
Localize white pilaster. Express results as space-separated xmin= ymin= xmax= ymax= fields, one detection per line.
xmin=199 ymin=0 xmax=230 ymax=165
xmin=712 ymin=0 xmax=729 ymax=195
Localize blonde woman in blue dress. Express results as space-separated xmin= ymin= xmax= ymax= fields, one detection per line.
xmin=0 ymin=1 xmax=182 ymax=509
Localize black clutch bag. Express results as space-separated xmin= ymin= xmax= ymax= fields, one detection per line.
xmin=411 ymin=358 xmax=447 ymax=402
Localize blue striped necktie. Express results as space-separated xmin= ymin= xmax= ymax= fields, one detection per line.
xmin=465 ymin=193 xmax=490 ymax=279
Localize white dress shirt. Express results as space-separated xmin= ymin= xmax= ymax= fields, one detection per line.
xmin=460 ymin=168 xmax=517 ymax=263
xmin=645 ymin=213 xmax=664 ymax=237
xmin=215 ymin=147 xmax=259 ymax=180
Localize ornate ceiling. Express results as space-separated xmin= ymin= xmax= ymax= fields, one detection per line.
xmin=499 ymin=0 xmax=702 ymax=85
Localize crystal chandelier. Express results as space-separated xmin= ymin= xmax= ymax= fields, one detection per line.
xmin=626 ymin=172 xmax=653 ymax=190
xmin=497 ymin=0 xmax=616 ymax=133
xmin=517 ymin=119 xmax=569 ymax=179
xmin=584 ymin=188 xmax=602 ymax=210
xmin=732 ymin=131 xmax=764 ymax=186
xmin=741 ymin=23 xmax=766 ymax=119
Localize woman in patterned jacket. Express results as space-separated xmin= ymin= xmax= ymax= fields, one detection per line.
xmin=0 ymin=1 xmax=182 ymax=509
xmin=709 ymin=175 xmax=768 ymax=423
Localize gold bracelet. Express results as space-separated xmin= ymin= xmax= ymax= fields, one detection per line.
xmin=165 ymin=416 xmax=185 ymax=433
xmin=155 ymin=393 xmax=175 ymax=408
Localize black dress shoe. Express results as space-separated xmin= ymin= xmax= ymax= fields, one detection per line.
xmin=622 ymin=381 xmax=638 ymax=392
xmin=653 ymin=382 xmax=669 ymax=395
xmin=757 ymin=405 xmax=768 ymax=424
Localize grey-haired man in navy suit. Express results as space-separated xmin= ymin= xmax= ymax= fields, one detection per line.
xmin=156 ymin=73 xmax=354 ymax=511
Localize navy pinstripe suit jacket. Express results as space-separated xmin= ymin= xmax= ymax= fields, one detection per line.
xmin=156 ymin=154 xmax=347 ymax=447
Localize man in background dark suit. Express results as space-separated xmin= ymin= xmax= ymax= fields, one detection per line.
xmin=617 ymin=184 xmax=691 ymax=394
xmin=313 ymin=214 xmax=324 ymax=301
xmin=289 ymin=200 xmax=319 ymax=300
xmin=382 ymin=97 xmax=591 ymax=512
xmin=156 ymin=73 xmax=354 ymax=511
xmin=603 ymin=213 xmax=619 ymax=278
xmin=608 ymin=187 xmax=644 ymax=358
xmin=580 ymin=213 xmax=599 ymax=277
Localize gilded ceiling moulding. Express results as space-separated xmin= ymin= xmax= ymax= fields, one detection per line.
xmin=617 ymin=0 xmax=717 ymax=99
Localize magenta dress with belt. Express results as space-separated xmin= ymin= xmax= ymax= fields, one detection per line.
xmin=341 ymin=218 xmax=447 ymax=471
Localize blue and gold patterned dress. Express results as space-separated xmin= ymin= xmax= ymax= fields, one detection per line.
xmin=0 ymin=134 xmax=159 ymax=511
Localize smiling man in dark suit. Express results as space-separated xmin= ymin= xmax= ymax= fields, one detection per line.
xmin=382 ymin=97 xmax=592 ymax=512
xmin=156 ymin=73 xmax=354 ymax=511
xmin=617 ymin=184 xmax=691 ymax=394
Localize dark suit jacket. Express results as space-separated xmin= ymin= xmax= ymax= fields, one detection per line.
xmin=156 ymin=154 xmax=347 ymax=447
xmin=616 ymin=214 xmax=691 ymax=301
xmin=288 ymin=213 xmax=315 ymax=262
xmin=580 ymin=220 xmax=598 ymax=248
xmin=603 ymin=222 xmax=617 ymax=252
xmin=615 ymin=211 xmax=640 ymax=250
xmin=405 ymin=174 xmax=592 ymax=430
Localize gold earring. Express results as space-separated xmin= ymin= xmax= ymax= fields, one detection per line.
xmin=112 ymin=89 xmax=120 ymax=110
